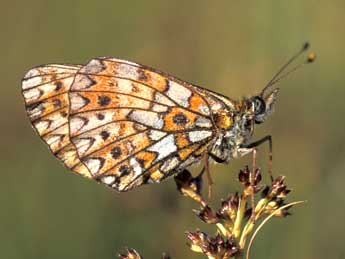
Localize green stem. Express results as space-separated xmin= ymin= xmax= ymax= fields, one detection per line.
xmin=216 ymin=223 xmax=231 ymax=237
xmin=233 ymin=196 xmax=247 ymax=239
xmin=239 ymin=220 xmax=254 ymax=249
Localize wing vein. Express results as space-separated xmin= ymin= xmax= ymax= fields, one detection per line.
xmin=70 ymin=90 xmax=171 ymax=108
xmin=41 ymin=122 xmax=68 ymax=137
xmin=31 ymin=106 xmax=68 ymax=123
xmin=72 ymin=129 xmax=148 ymax=161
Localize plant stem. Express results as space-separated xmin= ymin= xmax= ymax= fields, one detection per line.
xmin=233 ymin=196 xmax=247 ymax=239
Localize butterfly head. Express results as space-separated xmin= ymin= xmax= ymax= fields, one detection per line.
xmin=251 ymin=88 xmax=279 ymax=124
xmin=231 ymin=89 xmax=279 ymax=144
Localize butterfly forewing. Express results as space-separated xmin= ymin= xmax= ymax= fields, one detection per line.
xmin=67 ymin=58 xmax=216 ymax=191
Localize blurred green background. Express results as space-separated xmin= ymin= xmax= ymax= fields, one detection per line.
xmin=1 ymin=1 xmax=345 ymax=259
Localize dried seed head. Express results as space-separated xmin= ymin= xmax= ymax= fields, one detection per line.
xmin=187 ymin=231 xmax=238 ymax=259
xmin=238 ymin=166 xmax=263 ymax=196
xmin=194 ymin=205 xmax=220 ymax=224
xmin=186 ymin=230 xmax=208 ymax=253
xmin=267 ymin=176 xmax=291 ymax=199
xmin=174 ymin=169 xmax=204 ymax=204
xmin=118 ymin=248 xmax=143 ymax=259
xmin=218 ymin=193 xmax=240 ymax=222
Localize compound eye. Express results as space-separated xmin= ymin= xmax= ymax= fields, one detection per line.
xmin=253 ymin=96 xmax=266 ymax=115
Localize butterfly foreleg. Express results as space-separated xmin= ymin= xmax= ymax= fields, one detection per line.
xmin=203 ymin=153 xmax=213 ymax=201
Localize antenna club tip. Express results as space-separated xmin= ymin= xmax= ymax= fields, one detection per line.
xmin=307 ymin=52 xmax=316 ymax=63
xmin=302 ymin=42 xmax=310 ymax=51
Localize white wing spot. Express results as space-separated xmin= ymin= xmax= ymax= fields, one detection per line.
xmin=116 ymin=63 xmax=139 ymax=79
xmin=84 ymin=158 xmax=103 ymax=175
xmin=160 ymin=156 xmax=179 ymax=172
xmin=23 ymin=69 xmax=40 ymax=80
xmin=130 ymin=158 xmax=143 ymax=178
xmin=34 ymin=120 xmax=51 ymax=132
xmin=188 ymin=130 xmax=212 ymax=143
xmin=166 ymin=81 xmax=192 ymax=107
xmin=70 ymin=93 xmax=89 ymax=112
xmin=155 ymin=92 xmax=175 ymax=106
xmin=71 ymin=74 xmax=95 ymax=90
xmin=101 ymin=175 xmax=116 ymax=185
xmin=151 ymin=103 xmax=168 ymax=112
xmin=22 ymin=76 xmax=42 ymax=90
xmin=70 ymin=116 xmax=87 ymax=136
xmin=23 ymin=88 xmax=42 ymax=102
xmin=195 ymin=117 xmax=212 ymax=128
xmin=74 ymin=138 xmax=94 ymax=156
xmin=46 ymin=135 xmax=63 ymax=146
xmin=129 ymin=110 xmax=164 ymax=129
xmin=149 ymin=130 xmax=167 ymax=140
xmin=148 ymin=134 xmax=177 ymax=161
xmin=80 ymin=59 xmax=104 ymax=74
xmin=199 ymin=105 xmax=210 ymax=114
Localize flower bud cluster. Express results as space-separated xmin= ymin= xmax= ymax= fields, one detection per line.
xmin=186 ymin=231 xmax=238 ymax=259
xmin=119 ymin=166 xmax=297 ymax=259
xmin=238 ymin=166 xmax=263 ymax=197
xmin=118 ymin=248 xmax=143 ymax=259
xmin=174 ymin=169 xmax=205 ymax=205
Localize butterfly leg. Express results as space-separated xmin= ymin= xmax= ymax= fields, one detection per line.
xmin=204 ymin=153 xmax=213 ymax=201
xmin=250 ymin=148 xmax=257 ymax=221
xmin=245 ymin=135 xmax=273 ymax=181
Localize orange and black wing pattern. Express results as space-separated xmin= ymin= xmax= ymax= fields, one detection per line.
xmin=22 ymin=58 xmax=223 ymax=192
xmin=22 ymin=64 xmax=92 ymax=178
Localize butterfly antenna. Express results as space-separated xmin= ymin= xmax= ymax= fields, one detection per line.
xmin=260 ymin=42 xmax=314 ymax=97
xmin=265 ymin=52 xmax=316 ymax=87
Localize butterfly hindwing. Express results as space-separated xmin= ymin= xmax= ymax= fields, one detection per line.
xmin=22 ymin=64 xmax=91 ymax=178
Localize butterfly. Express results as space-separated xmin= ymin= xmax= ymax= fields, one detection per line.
xmin=22 ymin=46 xmax=314 ymax=192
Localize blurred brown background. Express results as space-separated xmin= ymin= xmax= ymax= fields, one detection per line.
xmin=1 ymin=1 xmax=345 ymax=259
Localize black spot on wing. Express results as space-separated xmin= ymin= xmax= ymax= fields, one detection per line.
xmin=136 ymin=158 xmax=145 ymax=167
xmin=111 ymin=146 xmax=122 ymax=159
xmin=173 ymin=113 xmax=188 ymax=125
xmin=164 ymin=79 xmax=170 ymax=92
xmin=60 ymin=111 xmax=68 ymax=118
xmin=138 ymin=70 xmax=148 ymax=81
xmin=100 ymin=130 xmax=110 ymax=140
xmin=26 ymin=101 xmax=44 ymax=114
xmin=131 ymin=84 xmax=139 ymax=93
xmin=96 ymin=113 xmax=105 ymax=120
xmin=52 ymin=99 xmax=62 ymax=108
xmin=98 ymin=95 xmax=111 ymax=106
xmin=119 ymin=165 xmax=130 ymax=176
xmin=55 ymin=81 xmax=63 ymax=91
